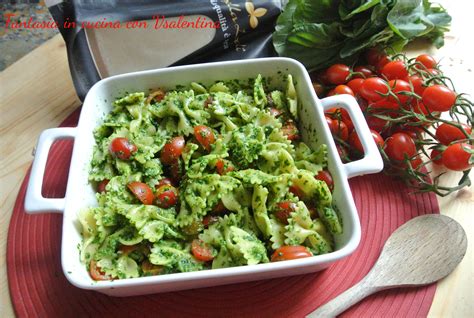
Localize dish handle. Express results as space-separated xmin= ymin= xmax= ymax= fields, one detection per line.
xmin=320 ymin=95 xmax=384 ymax=179
xmin=24 ymin=127 xmax=76 ymax=214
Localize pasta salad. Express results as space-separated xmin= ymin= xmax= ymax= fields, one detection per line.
xmin=79 ymin=74 xmax=342 ymax=280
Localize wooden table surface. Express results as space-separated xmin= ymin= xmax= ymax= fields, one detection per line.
xmin=1 ymin=1 xmax=473 ymax=316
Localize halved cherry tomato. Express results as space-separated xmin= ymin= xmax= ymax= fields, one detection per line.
xmin=269 ymin=107 xmax=283 ymax=117
xmin=155 ymin=184 xmax=178 ymax=208
xmin=156 ymin=177 xmax=174 ymax=189
xmin=274 ymin=201 xmax=297 ymax=224
xmin=347 ymin=78 xmax=365 ymax=95
xmin=216 ymin=159 xmax=234 ymax=175
xmin=442 ymin=143 xmax=473 ymax=171
xmin=326 ymin=64 xmax=351 ymax=85
xmin=191 ymin=239 xmax=215 ymax=262
xmin=109 ymin=137 xmax=137 ymax=160
xmin=289 ymin=185 xmax=305 ymax=200
xmin=282 ymin=121 xmax=300 ymax=141
xmin=430 ymin=148 xmax=444 ymax=165
xmin=97 ymin=179 xmax=109 ymax=193
xmin=353 ymin=65 xmax=374 ymax=79
xmin=381 ymin=60 xmax=408 ymax=80
xmin=202 ymin=215 xmax=219 ymax=228
xmin=384 ymin=133 xmax=417 ymax=162
xmin=141 ymin=260 xmax=163 ymax=276
xmin=89 ymin=260 xmax=112 ymax=281
xmin=415 ymin=54 xmax=437 ymax=69
xmin=204 ymin=96 xmax=213 ymax=108
xmin=435 ymin=123 xmax=472 ymax=145
xmin=169 ymin=159 xmax=183 ymax=184
xmin=333 ymin=84 xmax=354 ymax=96
xmin=212 ymin=200 xmax=227 ymax=214
xmin=271 ymin=245 xmax=312 ymax=262
xmin=422 ymin=85 xmax=457 ymax=112
xmin=315 ymin=170 xmax=334 ymax=192
xmin=360 ymin=77 xmax=389 ymax=102
xmin=128 ymin=182 xmax=154 ymax=205
xmin=119 ymin=244 xmax=139 ymax=255
xmin=194 ymin=125 xmax=215 ymax=152
xmin=160 ymin=136 xmax=185 ymax=164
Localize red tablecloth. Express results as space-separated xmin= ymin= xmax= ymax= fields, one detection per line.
xmin=7 ymin=107 xmax=438 ymax=317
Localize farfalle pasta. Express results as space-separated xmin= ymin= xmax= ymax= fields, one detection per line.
xmin=79 ymin=74 xmax=342 ymax=280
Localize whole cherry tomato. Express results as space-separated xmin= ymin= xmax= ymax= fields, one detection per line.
xmin=442 ymin=143 xmax=473 ymax=171
xmin=347 ymin=78 xmax=365 ymax=95
xmin=422 ymin=85 xmax=457 ymax=112
xmin=430 ymin=148 xmax=444 ymax=165
xmin=360 ymin=77 xmax=389 ymax=102
xmin=109 ymin=137 xmax=137 ymax=160
xmin=194 ymin=125 xmax=215 ymax=152
xmin=381 ymin=61 xmax=409 ymax=80
xmin=271 ymin=245 xmax=312 ymax=262
xmin=333 ymin=84 xmax=354 ymax=96
xmin=384 ymin=133 xmax=417 ymax=162
xmin=160 ymin=136 xmax=185 ymax=165
xmin=415 ymin=54 xmax=437 ymax=69
xmin=353 ymin=65 xmax=374 ymax=79
xmin=435 ymin=123 xmax=472 ymax=145
xmin=326 ymin=64 xmax=351 ymax=85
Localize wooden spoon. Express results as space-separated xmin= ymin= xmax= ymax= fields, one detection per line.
xmin=307 ymin=214 xmax=467 ymax=317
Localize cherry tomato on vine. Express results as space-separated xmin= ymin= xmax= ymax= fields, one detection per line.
xmin=435 ymin=123 xmax=472 ymax=145
xmin=274 ymin=201 xmax=297 ymax=224
xmin=89 ymin=260 xmax=112 ymax=281
xmin=326 ymin=64 xmax=351 ymax=85
xmin=97 ymin=179 xmax=109 ymax=193
xmin=384 ymin=133 xmax=417 ymax=162
xmin=376 ymin=56 xmax=391 ymax=71
xmin=442 ymin=143 xmax=473 ymax=171
xmin=109 ymin=137 xmax=137 ymax=160
xmin=353 ymin=65 xmax=374 ymax=79
xmin=365 ymin=48 xmax=385 ymax=66
xmin=381 ymin=61 xmax=409 ymax=80
xmin=347 ymin=78 xmax=364 ymax=95
xmin=422 ymin=85 xmax=457 ymax=112
xmin=194 ymin=125 xmax=215 ymax=152
xmin=191 ymin=239 xmax=215 ymax=262
xmin=415 ymin=54 xmax=437 ymax=69
xmin=326 ymin=108 xmax=353 ymax=132
xmin=312 ymin=82 xmax=325 ymax=96
xmin=365 ymin=113 xmax=388 ymax=133
xmin=128 ymin=182 xmax=154 ymax=205
xmin=349 ymin=129 xmax=384 ymax=155
xmin=369 ymin=99 xmax=399 ymax=111
xmin=406 ymin=75 xmax=425 ymax=96
xmin=315 ymin=170 xmax=334 ymax=192
xmin=401 ymin=155 xmax=423 ymax=170
xmin=387 ymin=79 xmax=411 ymax=104
xmin=271 ymin=245 xmax=312 ymax=262
xmin=155 ymin=184 xmax=178 ymax=208
xmin=336 ymin=144 xmax=349 ymax=162
xmin=360 ymin=77 xmax=389 ymax=102
xmin=430 ymin=148 xmax=444 ymax=165
xmin=160 ymin=136 xmax=185 ymax=164
xmin=333 ymin=84 xmax=354 ymax=96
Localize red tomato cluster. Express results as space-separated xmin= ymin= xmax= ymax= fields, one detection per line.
xmin=314 ymin=49 xmax=473 ymax=192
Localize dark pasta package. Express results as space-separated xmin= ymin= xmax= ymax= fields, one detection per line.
xmin=46 ymin=0 xmax=282 ymax=100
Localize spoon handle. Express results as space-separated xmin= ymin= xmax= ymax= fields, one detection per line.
xmin=306 ymin=278 xmax=382 ymax=317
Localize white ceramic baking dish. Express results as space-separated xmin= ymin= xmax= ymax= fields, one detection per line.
xmin=24 ymin=57 xmax=383 ymax=297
